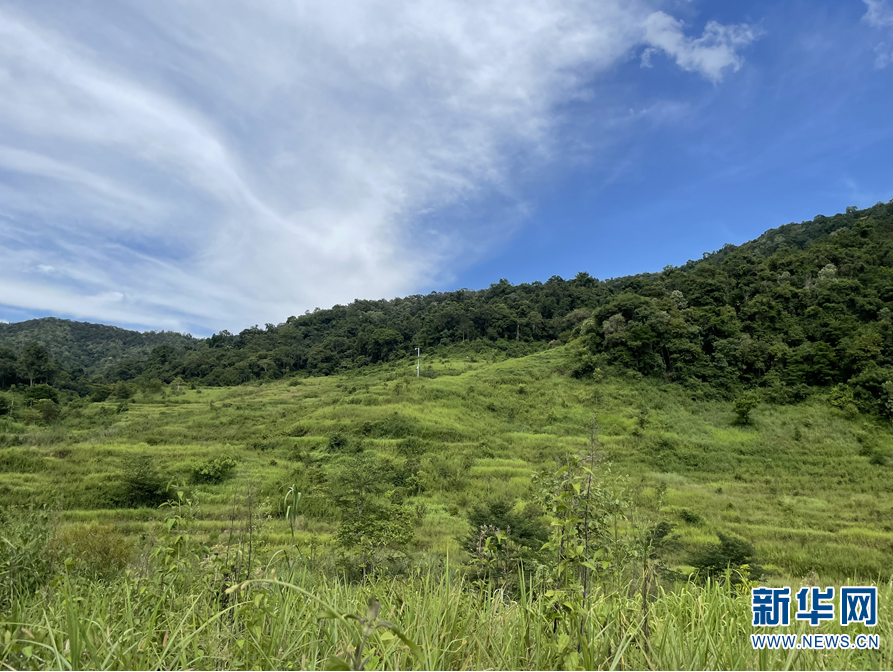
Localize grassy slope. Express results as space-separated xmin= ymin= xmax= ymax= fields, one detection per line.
xmin=2 ymin=345 xmax=892 ymax=582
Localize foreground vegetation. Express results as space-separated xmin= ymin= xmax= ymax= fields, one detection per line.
xmin=2 ymin=343 xmax=892 ymax=669
xmin=3 ymin=555 xmax=890 ymax=670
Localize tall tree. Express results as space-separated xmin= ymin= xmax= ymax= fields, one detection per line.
xmin=17 ymin=342 xmax=51 ymax=387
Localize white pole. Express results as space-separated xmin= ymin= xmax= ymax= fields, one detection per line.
xmin=416 ymin=347 xmax=421 ymax=377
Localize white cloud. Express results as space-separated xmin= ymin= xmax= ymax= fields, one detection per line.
xmin=0 ymin=1 xmax=760 ymax=332
xmin=864 ymin=0 xmax=893 ymax=67
xmin=642 ymin=12 xmax=762 ymax=83
xmin=864 ymin=0 xmax=893 ymax=28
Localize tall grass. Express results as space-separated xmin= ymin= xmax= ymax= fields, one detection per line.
xmin=2 ymin=561 xmax=890 ymax=670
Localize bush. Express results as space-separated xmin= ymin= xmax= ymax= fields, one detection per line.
xmin=570 ymin=353 xmax=599 ymax=379
xmin=191 ymin=456 xmax=238 ymax=484
xmin=0 ymin=392 xmax=11 ymax=416
xmin=689 ymin=532 xmax=761 ymax=582
xmin=463 ymin=500 xmax=548 ymax=561
xmin=397 ymin=437 xmax=428 ymax=456
xmin=23 ymin=384 xmax=60 ymax=404
xmin=288 ymin=423 xmax=310 ymax=437
xmin=732 ymin=393 xmax=760 ymax=425
xmin=35 ymin=399 xmax=60 ymax=424
xmin=111 ymin=381 xmax=135 ymax=400
xmin=828 ymin=384 xmax=856 ymax=411
xmin=117 ymin=454 xmax=170 ymax=508
xmin=16 ymin=407 xmax=43 ymax=425
xmin=868 ymin=452 xmax=888 ymax=467
xmin=326 ymin=432 xmax=360 ymax=453
xmin=90 ymin=382 xmax=112 ymax=402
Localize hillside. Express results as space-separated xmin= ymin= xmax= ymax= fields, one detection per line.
xmin=2 ymin=346 xmax=891 ymax=579
xmin=2 ymin=201 xmax=892 ymax=435
xmin=0 ymin=317 xmax=198 ymax=374
xmin=1 ymin=347 xmax=891 ymax=668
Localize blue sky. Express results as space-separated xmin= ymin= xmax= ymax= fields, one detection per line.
xmin=1 ymin=0 xmax=891 ymax=336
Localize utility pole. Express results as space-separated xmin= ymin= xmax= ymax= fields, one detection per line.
xmin=416 ymin=347 xmax=421 ymax=377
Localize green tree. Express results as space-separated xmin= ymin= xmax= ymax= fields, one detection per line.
xmin=35 ymin=399 xmax=60 ymax=424
xmin=23 ymin=383 xmax=59 ymax=404
xmin=0 ymin=391 xmax=11 ymax=416
xmin=17 ymin=342 xmax=51 ymax=387
xmin=366 ymin=329 xmax=403 ymax=363
xmin=329 ymin=452 xmax=392 ymax=519
xmin=0 ymin=346 xmax=18 ymax=388
xmin=733 ymin=392 xmax=760 ymax=425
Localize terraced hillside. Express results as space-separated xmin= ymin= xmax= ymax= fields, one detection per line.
xmin=3 ymin=345 xmax=892 ymax=581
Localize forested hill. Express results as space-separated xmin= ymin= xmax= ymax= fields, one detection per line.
xmin=0 ymin=318 xmax=197 ymax=374
xmin=2 ymin=201 xmax=893 ymax=416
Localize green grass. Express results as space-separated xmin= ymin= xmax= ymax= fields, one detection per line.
xmin=2 ymin=562 xmax=891 ymax=671
xmin=3 ymin=345 xmax=893 ymax=669
xmin=2 ymin=345 xmax=892 ymax=580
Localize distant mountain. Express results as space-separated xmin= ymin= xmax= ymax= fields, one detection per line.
xmin=0 ymin=317 xmax=198 ymax=373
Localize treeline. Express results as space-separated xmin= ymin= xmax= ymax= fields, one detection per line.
xmin=3 ymin=201 xmax=893 ymax=416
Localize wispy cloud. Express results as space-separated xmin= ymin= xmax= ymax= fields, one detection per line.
xmin=863 ymin=0 xmax=893 ymax=67
xmin=864 ymin=0 xmax=893 ymax=27
xmin=0 ymin=1 xmax=759 ymax=333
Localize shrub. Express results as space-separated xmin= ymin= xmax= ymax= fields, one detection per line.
xmin=288 ymin=423 xmax=310 ymax=437
xmin=463 ymin=500 xmax=548 ymax=562
xmin=828 ymin=384 xmax=856 ymax=411
xmin=16 ymin=407 xmax=43 ymax=425
xmin=90 ymin=382 xmax=112 ymax=402
xmin=868 ymin=452 xmax=888 ymax=467
xmin=191 ymin=456 xmax=238 ymax=484
xmin=35 ymin=399 xmax=61 ymax=424
xmin=111 ymin=381 xmax=134 ymax=400
xmin=117 ymin=454 xmax=170 ymax=508
xmin=23 ymin=384 xmax=60 ymax=404
xmin=689 ymin=532 xmax=761 ymax=582
xmin=397 ymin=437 xmax=427 ymax=456
xmin=0 ymin=392 xmax=11 ymax=416
xmin=570 ymin=353 xmax=598 ymax=379
xmin=327 ymin=432 xmax=360 ymax=453
xmin=732 ymin=392 xmax=760 ymax=425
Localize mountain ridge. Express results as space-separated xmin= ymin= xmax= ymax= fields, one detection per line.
xmin=1 ymin=200 xmax=891 ymax=402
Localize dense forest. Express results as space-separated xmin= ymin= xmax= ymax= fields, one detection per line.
xmin=0 ymin=318 xmax=196 ymax=383
xmin=2 ymin=201 xmax=893 ymax=417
